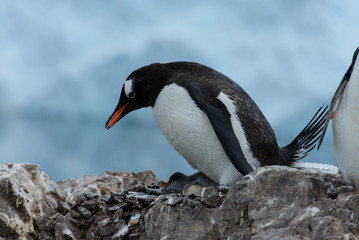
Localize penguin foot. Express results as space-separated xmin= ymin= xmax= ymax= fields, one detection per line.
xmin=163 ymin=172 xmax=218 ymax=193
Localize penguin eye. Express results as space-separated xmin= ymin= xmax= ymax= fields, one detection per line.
xmin=128 ymin=91 xmax=136 ymax=99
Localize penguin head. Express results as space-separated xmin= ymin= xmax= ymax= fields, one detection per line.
xmin=105 ymin=63 xmax=170 ymax=129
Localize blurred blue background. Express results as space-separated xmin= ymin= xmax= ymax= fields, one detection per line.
xmin=1 ymin=1 xmax=359 ymax=181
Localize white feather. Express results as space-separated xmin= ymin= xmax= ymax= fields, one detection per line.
xmin=124 ymin=79 xmax=133 ymax=97
xmin=332 ymin=53 xmax=359 ymax=189
xmin=152 ymin=83 xmax=258 ymax=185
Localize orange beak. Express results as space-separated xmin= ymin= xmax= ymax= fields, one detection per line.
xmin=106 ymin=102 xmax=129 ymax=129
xmin=330 ymin=112 xmax=335 ymax=119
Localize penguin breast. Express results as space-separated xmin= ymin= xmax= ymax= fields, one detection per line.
xmin=332 ymin=67 xmax=359 ymax=186
xmin=152 ymin=83 xmax=257 ymax=185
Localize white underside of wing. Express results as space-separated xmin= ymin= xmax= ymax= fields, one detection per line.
xmin=216 ymin=92 xmax=260 ymax=170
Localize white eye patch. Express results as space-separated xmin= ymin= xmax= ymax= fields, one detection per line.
xmin=124 ymin=79 xmax=134 ymax=97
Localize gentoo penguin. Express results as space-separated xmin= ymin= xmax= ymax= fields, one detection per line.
xmin=106 ymin=62 xmax=327 ymax=186
xmin=318 ymin=46 xmax=359 ymax=190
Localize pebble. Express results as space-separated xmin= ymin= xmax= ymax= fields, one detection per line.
xmin=82 ymin=200 xmax=98 ymax=211
xmin=326 ymin=183 xmax=338 ymax=199
xmin=33 ymin=216 xmax=49 ymax=231
xmin=200 ymin=187 xmax=224 ymax=208
xmin=108 ymin=205 xmax=121 ymax=212
xmin=101 ymin=194 xmax=112 ymax=203
xmin=218 ymin=185 xmax=229 ymax=194
xmin=128 ymin=213 xmax=141 ymax=226
xmin=183 ymin=198 xmax=202 ymax=208
xmin=112 ymin=195 xmax=124 ymax=203
xmin=127 ymin=191 xmax=158 ymax=203
xmin=84 ymin=192 xmax=100 ymax=200
xmin=337 ymin=185 xmax=356 ymax=194
xmin=145 ymin=185 xmax=165 ymax=195
xmin=75 ymin=195 xmax=87 ymax=205
xmin=58 ymin=201 xmax=72 ymax=215
xmin=183 ymin=185 xmax=203 ymax=196
xmin=113 ymin=208 xmax=124 ymax=223
xmin=76 ymin=206 xmax=92 ymax=219
xmin=163 ymin=196 xmax=182 ymax=206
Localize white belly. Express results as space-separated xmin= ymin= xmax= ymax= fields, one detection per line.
xmin=332 ymin=65 xmax=359 ymax=188
xmin=152 ymin=84 xmax=242 ymax=185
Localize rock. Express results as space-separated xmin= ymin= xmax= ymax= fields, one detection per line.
xmin=1 ymin=162 xmax=359 ymax=239
xmin=113 ymin=208 xmax=123 ymax=223
xmin=76 ymin=206 xmax=92 ymax=219
xmin=58 ymin=201 xmax=71 ymax=215
xmin=143 ymin=164 xmax=356 ymax=239
xmin=58 ymin=170 xmax=158 ymax=204
xmin=200 ymin=186 xmax=225 ymax=208
xmin=0 ymin=163 xmax=64 ymax=239
xmin=182 ymin=184 xmax=205 ymax=196
xmin=81 ymin=199 xmax=98 ymax=211
xmin=163 ymin=194 xmax=183 ymax=206
xmin=84 ymin=191 xmax=100 ymax=200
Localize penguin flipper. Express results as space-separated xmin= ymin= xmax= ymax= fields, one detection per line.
xmin=185 ymin=85 xmax=254 ymax=176
xmin=317 ymin=79 xmax=347 ymax=149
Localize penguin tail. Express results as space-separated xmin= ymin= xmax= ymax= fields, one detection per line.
xmin=281 ymin=105 xmax=328 ymax=164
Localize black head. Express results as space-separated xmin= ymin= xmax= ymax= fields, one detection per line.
xmin=105 ymin=63 xmax=172 ymax=129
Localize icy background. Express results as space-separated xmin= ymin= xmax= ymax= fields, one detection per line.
xmin=1 ymin=1 xmax=359 ymax=181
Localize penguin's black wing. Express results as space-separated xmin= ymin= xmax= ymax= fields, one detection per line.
xmin=317 ymin=46 xmax=359 ymax=149
xmin=181 ymin=82 xmax=254 ymax=176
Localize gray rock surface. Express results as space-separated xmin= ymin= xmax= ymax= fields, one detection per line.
xmin=0 ymin=163 xmax=358 ymax=239
xmin=0 ymin=163 xmax=64 ymax=240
